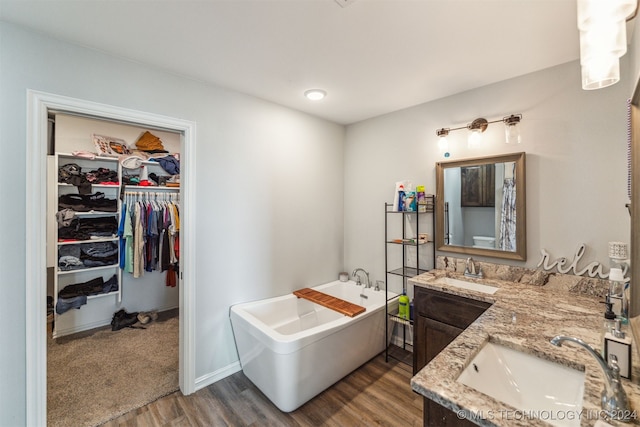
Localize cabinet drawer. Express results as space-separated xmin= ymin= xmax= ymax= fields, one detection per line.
xmin=415 ymin=287 xmax=490 ymax=330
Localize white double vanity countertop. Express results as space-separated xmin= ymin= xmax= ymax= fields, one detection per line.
xmin=410 ymin=271 xmax=640 ymax=427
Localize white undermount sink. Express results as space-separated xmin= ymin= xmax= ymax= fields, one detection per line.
xmin=457 ymin=342 xmax=585 ymax=427
xmin=434 ymin=277 xmax=498 ymax=295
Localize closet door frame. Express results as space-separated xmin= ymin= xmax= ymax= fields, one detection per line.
xmin=26 ymin=90 xmax=197 ymax=427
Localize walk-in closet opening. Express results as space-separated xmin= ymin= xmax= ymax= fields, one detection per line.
xmin=46 ymin=113 xmax=183 ymax=425
xmin=26 ymin=90 xmax=197 ymax=427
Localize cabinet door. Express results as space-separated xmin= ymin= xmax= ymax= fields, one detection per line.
xmin=414 ymin=315 xmax=463 ymax=374
xmin=483 ymin=164 xmax=495 ymax=207
xmin=424 ymin=399 xmax=478 ymax=427
xmin=461 ymin=164 xmax=495 ymax=207
xmin=414 ymin=287 xmax=490 ymax=330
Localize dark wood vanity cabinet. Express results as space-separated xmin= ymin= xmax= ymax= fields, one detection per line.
xmin=413 ymin=286 xmax=491 ymax=427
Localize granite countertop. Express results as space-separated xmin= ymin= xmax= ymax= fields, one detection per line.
xmin=409 ymin=270 xmax=640 ymax=427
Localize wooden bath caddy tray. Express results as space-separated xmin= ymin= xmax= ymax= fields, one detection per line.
xmin=293 ymin=288 xmax=366 ymax=317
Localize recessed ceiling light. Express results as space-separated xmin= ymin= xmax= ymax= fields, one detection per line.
xmin=304 ymin=89 xmax=326 ymax=101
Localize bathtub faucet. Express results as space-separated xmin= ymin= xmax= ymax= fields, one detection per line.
xmin=352 ymin=268 xmax=370 ymax=287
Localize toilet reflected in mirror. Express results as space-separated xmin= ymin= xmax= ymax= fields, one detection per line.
xmin=473 ymin=236 xmax=496 ymax=249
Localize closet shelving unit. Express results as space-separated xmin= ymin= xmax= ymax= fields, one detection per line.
xmin=53 ymin=153 xmax=123 ymax=338
xmin=53 ymin=154 xmax=180 ymax=338
xmin=121 ymin=159 xmax=180 ymax=210
xmin=384 ymin=195 xmax=435 ymax=365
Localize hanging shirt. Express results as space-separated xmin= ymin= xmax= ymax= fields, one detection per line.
xmin=146 ymin=204 xmax=159 ymax=272
xmin=133 ymin=202 xmax=145 ymax=278
xmin=118 ymin=202 xmax=127 ymax=269
xmin=124 ymin=203 xmax=134 ymax=273
xmin=168 ymin=202 xmax=178 ymax=264
xmin=161 ymin=204 xmax=172 ymax=272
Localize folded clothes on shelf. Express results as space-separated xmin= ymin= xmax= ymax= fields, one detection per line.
xmin=58 ymin=216 xmax=118 ymax=241
xmin=58 ymin=274 xmax=118 ymax=299
xmin=58 ymin=192 xmax=117 ymax=212
xmin=58 ymin=192 xmax=118 ymax=212
xmin=58 ymin=241 xmax=118 ymax=270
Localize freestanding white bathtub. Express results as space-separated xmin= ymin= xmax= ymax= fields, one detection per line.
xmin=229 ymin=279 xmax=396 ymax=412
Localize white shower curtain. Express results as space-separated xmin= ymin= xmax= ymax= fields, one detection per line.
xmin=498 ymin=178 xmax=516 ymax=251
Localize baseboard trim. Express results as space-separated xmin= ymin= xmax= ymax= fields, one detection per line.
xmin=195 ymin=361 xmax=242 ymax=391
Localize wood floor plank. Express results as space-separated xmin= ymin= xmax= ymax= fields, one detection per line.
xmin=101 ymin=353 xmax=422 ymax=427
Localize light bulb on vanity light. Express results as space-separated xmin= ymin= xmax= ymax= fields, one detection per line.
xmin=436 ymin=128 xmax=449 ymax=152
xmin=504 ymin=114 xmax=522 ymax=144
xmin=467 ymin=130 xmax=482 ymax=148
xmin=467 ymin=118 xmax=487 ymax=148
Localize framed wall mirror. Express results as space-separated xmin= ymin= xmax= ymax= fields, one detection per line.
xmin=435 ymin=152 xmax=526 ymax=261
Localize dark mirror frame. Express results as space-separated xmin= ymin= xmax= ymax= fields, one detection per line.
xmin=435 ymin=152 xmax=527 ymax=261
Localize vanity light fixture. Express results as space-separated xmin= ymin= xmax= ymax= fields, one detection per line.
xmin=504 ymin=114 xmax=522 ymax=144
xmin=435 ymin=114 xmax=523 ymax=148
xmin=467 ymin=118 xmax=488 ymax=148
xmin=577 ymin=0 xmax=638 ymax=90
xmin=304 ymin=89 xmax=327 ymax=101
xmin=436 ymin=128 xmax=449 ymax=152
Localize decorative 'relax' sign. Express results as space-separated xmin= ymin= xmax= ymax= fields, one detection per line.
xmin=537 ymin=244 xmax=627 ymax=279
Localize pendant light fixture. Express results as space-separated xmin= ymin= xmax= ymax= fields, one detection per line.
xmin=577 ymin=0 xmax=637 ymax=90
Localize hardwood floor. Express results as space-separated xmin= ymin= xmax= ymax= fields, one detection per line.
xmin=101 ymin=353 xmax=423 ymax=426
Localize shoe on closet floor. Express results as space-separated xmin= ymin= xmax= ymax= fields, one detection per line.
xmin=111 ymin=309 xmax=139 ymax=331
xmin=136 ymin=311 xmax=158 ymax=325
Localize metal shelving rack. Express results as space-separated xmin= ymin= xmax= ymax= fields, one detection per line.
xmin=384 ymin=196 xmax=435 ymax=365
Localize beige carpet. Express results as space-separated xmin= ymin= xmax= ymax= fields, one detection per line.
xmin=47 ymin=315 xmax=179 ymax=427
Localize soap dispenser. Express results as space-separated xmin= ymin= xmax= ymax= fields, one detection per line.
xmin=601 ymin=296 xmax=617 ymax=356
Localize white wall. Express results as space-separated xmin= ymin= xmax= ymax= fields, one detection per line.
xmin=344 ymin=59 xmax=631 ymax=284
xmin=0 ymin=22 xmax=344 ymax=425
xmin=630 ymin=20 xmax=640 ymax=96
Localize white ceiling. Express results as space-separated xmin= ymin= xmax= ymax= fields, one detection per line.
xmin=0 ymin=0 xmax=583 ymax=124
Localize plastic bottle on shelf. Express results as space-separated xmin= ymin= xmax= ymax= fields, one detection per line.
xmin=398 ymin=291 xmax=409 ymax=320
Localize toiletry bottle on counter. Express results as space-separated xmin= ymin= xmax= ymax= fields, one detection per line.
xmin=604 ymin=319 xmax=632 ymax=379
xmin=601 ymin=297 xmax=617 ymax=356
xmin=398 ymin=292 xmax=409 ymax=319
xmin=608 ymin=268 xmax=625 ymax=319
xmin=609 ymin=267 xmax=628 ymax=324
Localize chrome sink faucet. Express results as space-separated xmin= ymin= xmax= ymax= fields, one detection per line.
xmin=550 ymin=335 xmax=633 ymax=422
xmin=464 ymin=257 xmax=484 ymax=279
xmin=352 ymin=268 xmax=370 ymax=288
